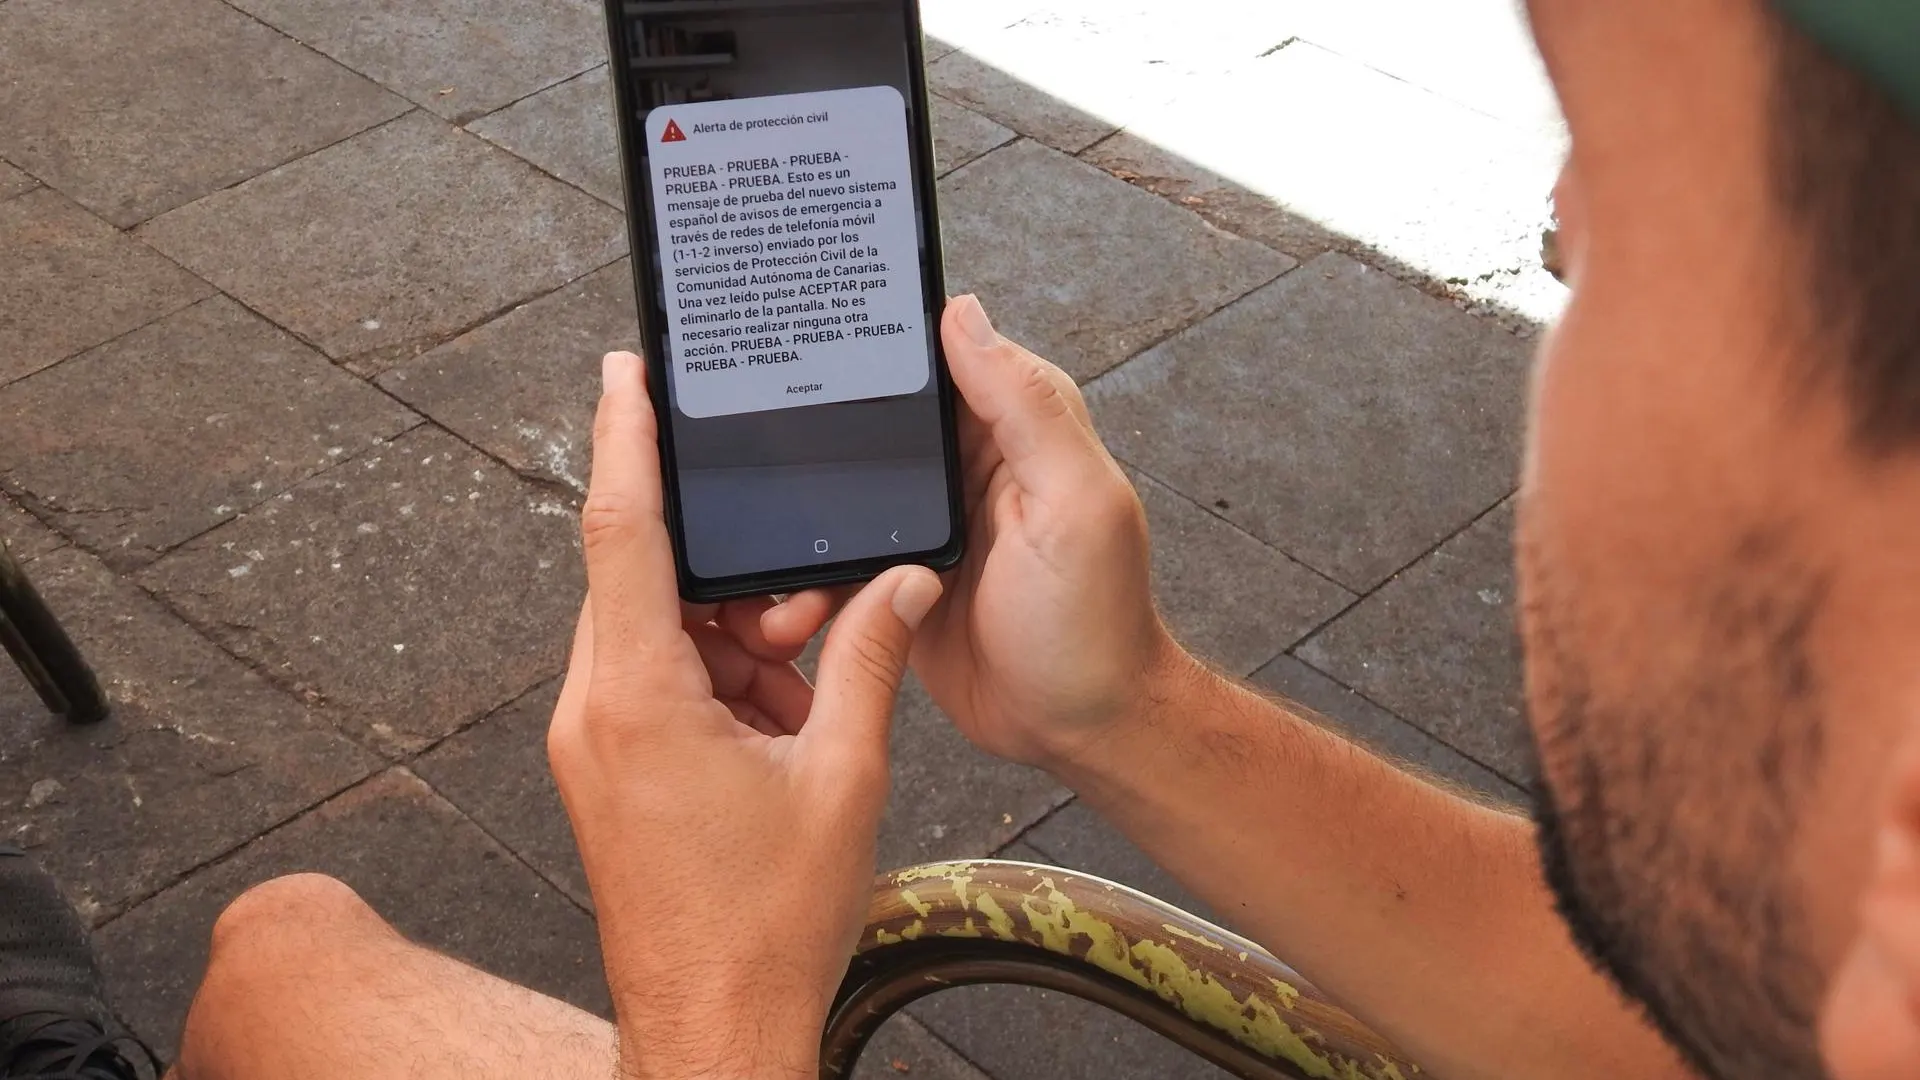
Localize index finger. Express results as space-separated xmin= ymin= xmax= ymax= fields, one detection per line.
xmin=580 ymin=351 xmax=685 ymax=671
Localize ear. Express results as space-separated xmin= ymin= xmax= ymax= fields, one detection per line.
xmin=1821 ymin=752 xmax=1920 ymax=1080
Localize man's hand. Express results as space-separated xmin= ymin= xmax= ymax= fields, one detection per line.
xmin=914 ymin=295 xmax=1186 ymax=767
xmin=547 ymin=352 xmax=943 ymax=1080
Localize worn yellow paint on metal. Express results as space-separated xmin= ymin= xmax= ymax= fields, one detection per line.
xmin=1162 ymin=923 xmax=1227 ymax=951
xmin=877 ymin=864 xmax=1413 ymax=1080
xmin=895 ymin=863 xmax=975 ymax=907
xmin=894 ymin=863 xmax=977 ymax=883
xmin=974 ymin=891 xmax=1018 ymax=940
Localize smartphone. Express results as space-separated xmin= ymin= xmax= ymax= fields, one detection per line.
xmin=600 ymin=0 xmax=966 ymax=603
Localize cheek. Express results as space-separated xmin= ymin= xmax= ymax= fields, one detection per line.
xmin=1820 ymin=940 xmax=1920 ymax=1080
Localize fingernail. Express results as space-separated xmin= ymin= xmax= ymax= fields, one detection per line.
xmin=955 ymin=295 xmax=999 ymax=348
xmin=602 ymin=351 xmax=638 ymax=392
xmin=890 ymin=569 xmax=943 ymax=631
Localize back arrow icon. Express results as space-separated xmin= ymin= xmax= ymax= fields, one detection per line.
xmin=890 ymin=530 xmax=900 ymax=544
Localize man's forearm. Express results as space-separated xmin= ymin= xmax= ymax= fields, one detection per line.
xmin=1052 ymin=647 xmax=1692 ymax=1080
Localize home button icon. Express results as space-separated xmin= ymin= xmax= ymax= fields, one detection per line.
xmin=814 ymin=539 xmax=830 ymax=555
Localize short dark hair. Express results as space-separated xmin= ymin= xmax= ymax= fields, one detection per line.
xmin=1769 ymin=13 xmax=1920 ymax=452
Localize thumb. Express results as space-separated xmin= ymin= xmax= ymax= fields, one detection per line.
xmin=941 ymin=295 xmax=1109 ymax=501
xmin=803 ymin=565 xmax=945 ymax=765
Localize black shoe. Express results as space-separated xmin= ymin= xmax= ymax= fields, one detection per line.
xmin=0 ymin=846 xmax=159 ymax=1080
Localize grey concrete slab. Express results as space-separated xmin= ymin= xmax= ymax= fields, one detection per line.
xmin=138 ymin=426 xmax=583 ymax=755
xmin=96 ymin=768 xmax=610 ymax=1059
xmin=854 ymin=1014 xmax=993 ymax=1080
xmin=1295 ymin=502 xmax=1532 ymax=786
xmin=1085 ymin=253 xmax=1529 ymax=593
xmin=0 ymin=160 xmax=37 ymax=201
xmin=227 ymin=0 xmax=606 ymax=124
xmin=931 ymin=96 xmax=1015 ymax=178
xmin=414 ymin=679 xmax=586 ymax=906
xmin=913 ymin=983 xmax=1234 ymax=1080
xmin=0 ymin=0 xmax=408 ymax=227
xmin=0 ymin=297 xmax=419 ymax=568
xmin=1 ymin=494 xmax=61 ymax=562
xmin=469 ymin=65 xmax=623 ymax=208
xmin=1133 ymin=468 xmax=1353 ymax=677
xmin=879 ymin=677 xmax=1070 ymax=874
xmin=0 ymin=547 xmax=376 ymax=923
xmin=1022 ymin=801 xmax=1226 ymax=931
xmin=0 ymin=189 xmax=211 ymax=386
xmin=1107 ymin=42 xmax=1566 ymax=325
xmin=137 ymin=112 xmax=626 ymax=373
xmin=939 ymin=141 xmax=1290 ymax=382
xmin=1250 ymin=654 xmax=1524 ymax=805
xmin=378 ymin=259 xmax=639 ymax=494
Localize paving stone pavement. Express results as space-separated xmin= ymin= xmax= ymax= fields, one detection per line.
xmin=0 ymin=2 xmax=1562 ymax=1077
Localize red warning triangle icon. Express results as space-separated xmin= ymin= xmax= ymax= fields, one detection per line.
xmin=660 ymin=119 xmax=687 ymax=144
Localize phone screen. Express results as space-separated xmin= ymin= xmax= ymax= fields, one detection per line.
xmin=603 ymin=0 xmax=962 ymax=597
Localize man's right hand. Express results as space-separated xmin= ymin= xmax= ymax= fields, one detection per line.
xmin=910 ymin=295 xmax=1189 ymax=768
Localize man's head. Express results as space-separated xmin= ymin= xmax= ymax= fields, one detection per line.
xmin=1516 ymin=0 xmax=1920 ymax=1077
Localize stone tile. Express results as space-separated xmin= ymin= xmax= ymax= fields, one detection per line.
xmin=1 ymin=494 xmax=61 ymax=562
xmin=138 ymin=427 xmax=583 ymax=755
xmin=853 ymin=1014 xmax=992 ymax=1080
xmin=914 ymin=0 xmax=1033 ymax=55
xmin=1098 ymin=43 xmax=1567 ymax=324
xmin=378 ymin=260 xmax=639 ymax=494
xmin=1080 ymin=135 xmax=1346 ymax=264
xmin=414 ymin=679 xmax=585 ymax=906
xmin=939 ymin=141 xmax=1289 ymax=382
xmin=0 ymin=297 xmax=419 ymax=567
xmin=1250 ymin=655 xmax=1523 ymax=805
xmin=930 ymin=96 xmax=1014 ymax=178
xmin=879 ymin=677 xmax=1070 ymax=874
xmin=994 ymin=840 xmax=1053 ymax=864
xmin=0 ymin=547 xmax=376 ymax=923
xmin=1132 ymin=469 xmax=1352 ymax=676
xmin=0 ymin=189 xmax=211 ymax=386
xmin=927 ymin=49 xmax=1118 ymax=155
xmin=1022 ymin=801 xmax=1225 ymax=931
xmin=417 ymin=652 xmax=1066 ymax=905
xmin=1085 ymin=253 xmax=1528 ymax=592
xmin=913 ymin=984 xmax=1233 ymax=1080
xmin=96 ymin=769 xmax=609 ymax=1059
xmin=469 ymin=65 xmax=622 ymax=207
xmin=924 ymin=5 xmax=1282 ymax=156
xmin=0 ymin=160 xmax=36 ymax=201
xmin=0 ymin=0 xmax=407 ymax=226
xmin=138 ymin=112 xmax=626 ymax=373
xmin=923 ymin=34 xmax=960 ymax=63
xmin=1017 ymin=1 xmax=1297 ymax=66
xmin=227 ymin=0 xmax=606 ymax=124
xmin=1273 ymin=0 xmax=1563 ymax=133
xmin=1295 ymin=502 xmax=1531 ymax=786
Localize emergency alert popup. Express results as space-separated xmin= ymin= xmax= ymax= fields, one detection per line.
xmin=646 ymin=86 xmax=931 ymax=419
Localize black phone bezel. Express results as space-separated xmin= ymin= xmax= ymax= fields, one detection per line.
xmin=598 ymin=0 xmax=967 ymax=603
